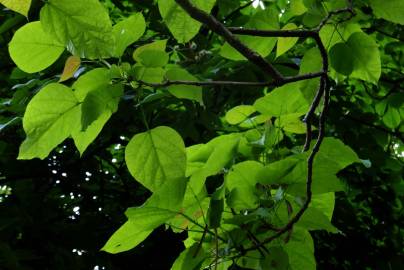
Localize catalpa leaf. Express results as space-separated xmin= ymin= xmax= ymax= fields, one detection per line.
xmin=0 ymin=0 xmax=31 ymax=16
xmin=113 ymin=13 xmax=146 ymax=57
xmin=158 ymin=0 xmax=216 ymax=43
xmin=9 ymin=22 xmax=64 ymax=73
xmin=125 ymin=126 xmax=187 ymax=192
xmin=18 ymin=83 xmax=81 ymax=159
xmin=40 ymin=0 xmax=114 ymax=59
xmin=102 ymin=176 xmax=187 ymax=254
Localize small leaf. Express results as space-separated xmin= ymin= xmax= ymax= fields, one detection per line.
xmin=133 ymin=65 xmax=165 ymax=84
xmin=9 ymin=22 xmax=64 ymax=73
xmin=226 ymin=161 xmax=264 ymax=211
xmin=254 ymin=82 xmax=309 ymax=117
xmin=0 ymin=0 xmax=31 ymax=16
xmin=171 ymin=243 xmax=207 ymax=270
xmin=382 ymin=107 xmax=401 ymax=129
xmin=113 ymin=13 xmax=146 ymax=57
xmin=158 ymin=0 xmax=216 ymax=43
xmin=166 ymin=67 xmax=203 ymax=105
xmin=137 ymin=50 xmax=169 ymax=67
xmin=125 ymin=126 xmax=187 ymax=192
xmin=276 ymin=23 xmax=299 ymax=57
xmin=225 ymin=105 xmax=256 ymax=125
xmin=133 ymin=40 xmax=167 ymax=62
xmin=59 ymin=56 xmax=81 ymax=82
xmin=102 ymin=176 xmax=187 ymax=254
xmin=81 ymin=84 xmax=123 ymax=131
xmin=220 ymin=9 xmax=278 ymax=61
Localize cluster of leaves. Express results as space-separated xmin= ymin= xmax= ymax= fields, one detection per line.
xmin=0 ymin=0 xmax=403 ymax=269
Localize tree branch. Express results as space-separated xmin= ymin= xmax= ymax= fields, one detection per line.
xmin=174 ymin=0 xmax=284 ymax=83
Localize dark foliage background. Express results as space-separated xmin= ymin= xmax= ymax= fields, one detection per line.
xmin=1 ymin=0 xmax=403 ymax=269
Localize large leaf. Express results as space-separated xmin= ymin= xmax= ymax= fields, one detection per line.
xmin=370 ymin=0 xmax=404 ymax=25
xmin=18 ymin=83 xmax=80 ymax=159
xmin=220 ymin=9 xmax=278 ymax=61
xmin=0 ymin=0 xmax=31 ymax=16
xmin=340 ymin=32 xmax=381 ymax=83
xmin=125 ymin=126 xmax=187 ymax=192
xmin=113 ymin=13 xmax=146 ymax=57
xmin=9 ymin=22 xmax=64 ymax=73
xmin=158 ymin=0 xmax=216 ymax=43
xmin=40 ymin=0 xmax=114 ymax=59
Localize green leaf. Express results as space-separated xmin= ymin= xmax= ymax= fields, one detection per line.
xmin=166 ymin=67 xmax=203 ymax=105
xmin=137 ymin=50 xmax=169 ymax=67
xmin=298 ymin=47 xmax=322 ymax=102
xmin=383 ymin=107 xmax=401 ymax=129
xmin=9 ymin=22 xmax=64 ymax=73
xmin=342 ymin=32 xmax=381 ymax=84
xmin=319 ymin=23 xmax=362 ymax=50
xmin=220 ymin=9 xmax=278 ymax=61
xmin=125 ymin=126 xmax=187 ymax=192
xmin=370 ymin=0 xmax=404 ymax=25
xmin=113 ymin=13 xmax=146 ymax=57
xmin=112 ymin=13 xmax=146 ymax=57
xmin=133 ymin=40 xmax=167 ymax=62
xmin=298 ymin=207 xmax=338 ymax=233
xmin=158 ymin=0 xmax=216 ymax=43
xmin=18 ymin=83 xmax=80 ymax=160
xmin=71 ymin=68 xmax=117 ymax=155
xmin=284 ymin=228 xmax=316 ymax=270
xmin=81 ymin=84 xmax=123 ymax=131
xmin=254 ymin=82 xmax=309 ymax=117
xmin=102 ymin=176 xmax=187 ymax=254
xmin=72 ymin=112 xmax=112 ymax=155
xmin=226 ymin=161 xmax=263 ymax=210
xmin=40 ymin=0 xmax=114 ymax=59
xmin=260 ymin=247 xmax=289 ymax=270
xmin=275 ymin=114 xmax=307 ymax=134
xmin=72 ymin=68 xmax=112 ymax=101
xmin=188 ymin=134 xmax=240 ymax=194
xmin=276 ymin=23 xmax=299 ymax=57
xmin=225 ymin=105 xmax=256 ymax=125
xmin=311 ymin=192 xmax=335 ymax=220
xmin=0 ymin=0 xmax=31 ymax=16
xmin=171 ymin=243 xmax=207 ymax=270
xmin=257 ymin=138 xmax=359 ymax=195
xmin=329 ymin=42 xmax=354 ymax=76
xmin=133 ymin=65 xmax=166 ymax=84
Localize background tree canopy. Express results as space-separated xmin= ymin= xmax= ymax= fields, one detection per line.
xmin=0 ymin=0 xmax=403 ymax=269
